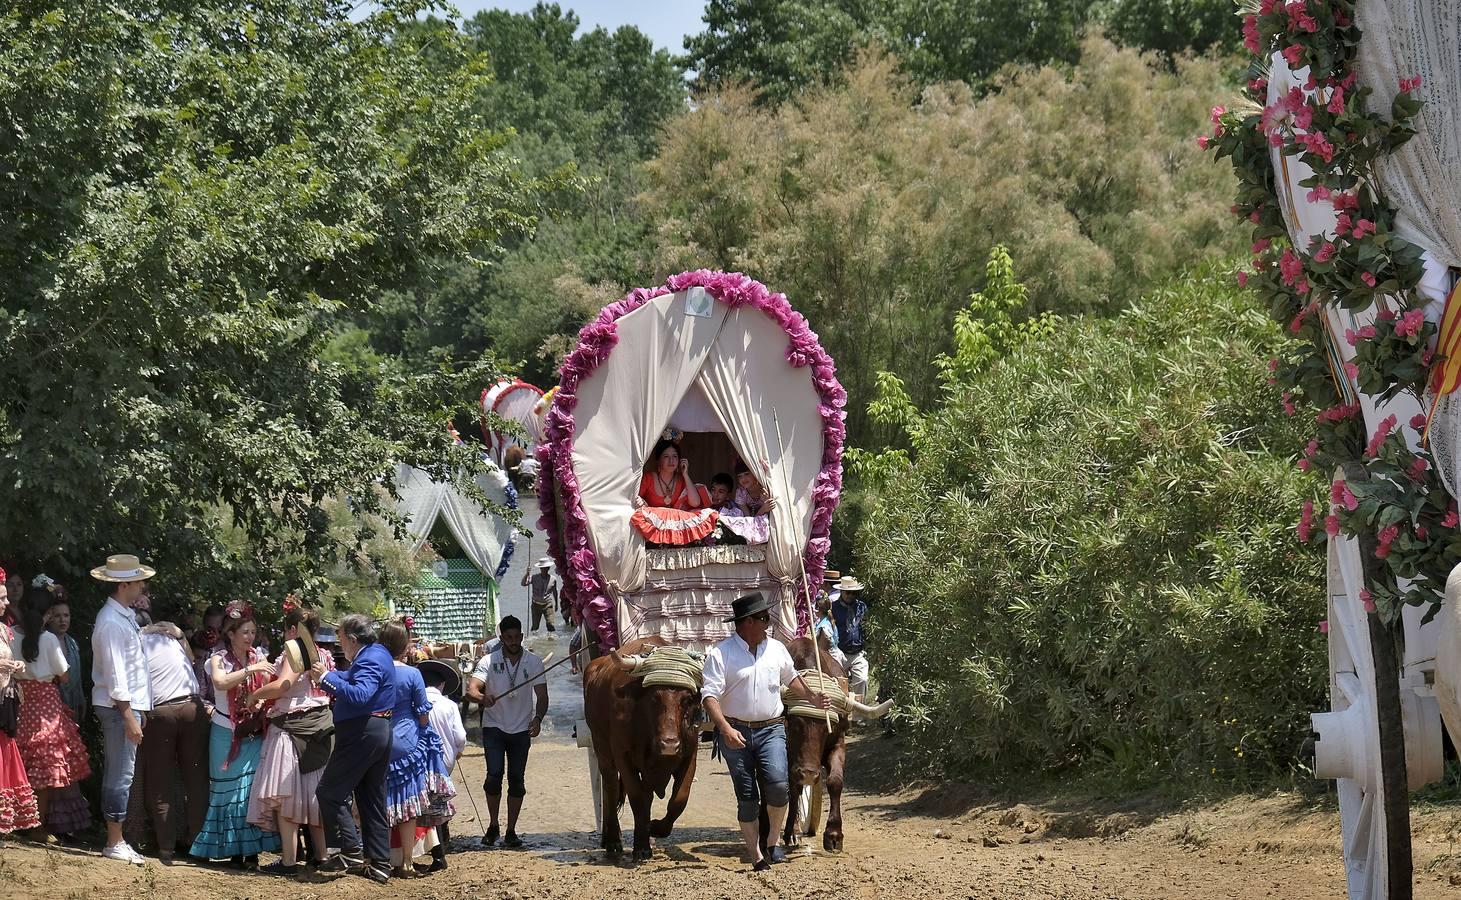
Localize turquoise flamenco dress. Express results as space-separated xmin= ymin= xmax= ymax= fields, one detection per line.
xmin=189 ymin=648 xmax=282 ymax=861
xmin=384 ymin=663 xmax=455 ymax=828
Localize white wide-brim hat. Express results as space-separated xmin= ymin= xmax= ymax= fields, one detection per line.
xmin=536 ymin=557 xmax=553 ymax=569
xmin=835 ymin=575 xmax=864 ymax=592
xmin=90 ymin=553 xmax=156 ymax=583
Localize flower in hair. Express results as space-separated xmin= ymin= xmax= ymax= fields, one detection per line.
xmin=660 ymin=427 xmax=683 ymax=443
xmin=32 ymin=574 xmax=55 ymax=590
xmin=224 ymin=599 xmax=253 ymax=620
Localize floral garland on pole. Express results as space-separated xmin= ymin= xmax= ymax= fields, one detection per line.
xmin=1201 ymin=0 xmax=1457 ymax=624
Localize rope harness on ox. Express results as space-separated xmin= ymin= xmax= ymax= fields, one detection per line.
xmin=622 ymin=646 xmax=705 ymax=691
xmin=783 ymin=669 xmax=849 ymax=723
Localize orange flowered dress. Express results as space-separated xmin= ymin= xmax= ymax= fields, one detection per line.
xmin=632 ymin=472 xmax=718 ymax=545
xmin=0 ymin=623 xmax=40 ymax=834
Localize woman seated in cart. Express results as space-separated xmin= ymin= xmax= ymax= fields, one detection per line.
xmin=632 ymin=435 xmax=718 ymax=546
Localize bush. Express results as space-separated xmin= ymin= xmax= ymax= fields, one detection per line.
xmin=644 ymin=37 xmax=1243 ymax=445
xmin=856 ymin=265 xmax=1326 ymax=782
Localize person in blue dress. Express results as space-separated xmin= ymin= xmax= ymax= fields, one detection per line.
xmin=378 ymin=620 xmax=454 ymax=878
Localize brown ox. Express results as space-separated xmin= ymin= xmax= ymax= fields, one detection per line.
xmin=781 ymin=635 xmax=892 ymax=852
xmin=583 ymin=637 xmax=701 ymax=860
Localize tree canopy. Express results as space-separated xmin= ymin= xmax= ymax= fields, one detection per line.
xmin=682 ymin=0 xmax=1241 ymax=103
xmin=0 ymin=0 xmax=548 ymax=607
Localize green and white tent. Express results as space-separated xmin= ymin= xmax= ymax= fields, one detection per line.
xmin=392 ymin=462 xmax=514 ymax=641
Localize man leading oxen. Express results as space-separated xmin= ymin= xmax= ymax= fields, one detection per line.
xmin=702 ymin=592 xmax=832 ymax=871
xmin=582 ymin=637 xmax=703 ymax=860
xmin=779 ymin=632 xmax=893 ymax=853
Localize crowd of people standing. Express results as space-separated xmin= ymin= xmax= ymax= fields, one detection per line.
xmin=0 ymin=554 xmax=553 ymax=885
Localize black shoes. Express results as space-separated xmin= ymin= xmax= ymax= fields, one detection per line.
xmin=482 ymin=824 xmax=499 ymax=847
xmin=319 ymin=851 xmax=364 ymax=874
xmin=502 ymin=830 xmax=523 ymax=848
xmin=361 ymin=863 xmax=390 ymax=884
xmin=752 ymin=859 xmax=772 ymax=871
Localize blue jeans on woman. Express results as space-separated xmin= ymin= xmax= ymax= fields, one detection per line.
xmin=97 ymin=706 xmax=143 ymax=822
xmin=717 ymin=722 xmax=789 ymax=822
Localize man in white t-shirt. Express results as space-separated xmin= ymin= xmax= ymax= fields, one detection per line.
xmin=466 ymin=616 xmax=547 ymax=849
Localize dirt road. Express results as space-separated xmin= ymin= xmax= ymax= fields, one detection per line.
xmin=4 ymin=642 xmax=1460 ymax=900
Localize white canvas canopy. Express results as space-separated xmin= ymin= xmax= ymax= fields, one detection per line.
xmin=482 ymin=380 xmax=544 ymax=465
xmin=567 ymin=289 xmax=826 ymax=648
xmin=392 ymin=462 xmax=515 ymax=582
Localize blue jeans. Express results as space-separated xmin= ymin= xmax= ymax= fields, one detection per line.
xmin=482 ymin=727 xmax=530 ymax=798
xmin=718 ymin=722 xmax=788 ymax=822
xmin=97 ymin=705 xmax=143 ymax=823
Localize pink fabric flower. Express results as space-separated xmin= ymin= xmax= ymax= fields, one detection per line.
xmin=1298 ymin=459 xmax=1311 ymax=472
xmin=1282 ymin=392 xmax=1297 ymax=416
xmin=1196 ymin=135 xmax=1210 ymax=150
xmin=1243 ymin=15 xmax=1262 ymax=53
xmin=1252 ymin=238 xmax=1272 ymax=253
xmin=1417 ymin=525 xmax=1429 ymax=541
xmin=1314 ymin=242 xmax=1337 ymax=263
xmin=1360 ymin=271 xmax=1377 ymax=288
xmin=1395 ymin=309 xmax=1426 ymax=338
xmin=1325 ymin=514 xmax=1341 ymax=537
xmin=1248 ymin=77 xmax=1268 ymax=96
xmin=1306 ymin=185 xmax=1331 ymax=204
xmin=1408 ymin=457 xmax=1429 ymax=481
xmin=1298 ymin=500 xmax=1315 ymax=542
xmin=1411 ymin=413 xmax=1428 ymax=430
xmin=1331 ymin=192 xmax=1359 ymax=211
xmin=1210 ymin=105 xmax=1225 ymax=125
xmin=1352 ymin=219 xmax=1376 ymax=239
xmin=1445 ymin=505 xmax=1459 ymax=529
xmin=1365 ymin=414 xmax=1398 ymax=457
xmin=1279 ymin=249 xmax=1304 ymax=286
xmin=1375 ymin=524 xmax=1399 ymax=559
xmin=1343 ymin=361 xmax=1359 ymax=380
xmin=1236 ymin=271 xmax=1249 ymax=287
xmin=1318 ymin=620 xmax=1330 ymax=634
xmin=1377 ymin=308 xmax=1396 ymax=322
xmin=1424 ymin=346 xmax=1436 ymax=366
xmin=1282 ymin=44 xmax=1305 ymax=66
xmin=1360 ymin=590 xmax=1376 ymax=613
xmin=1327 ymin=88 xmax=1345 ymax=114
xmin=1400 ymin=75 xmax=1423 ymax=93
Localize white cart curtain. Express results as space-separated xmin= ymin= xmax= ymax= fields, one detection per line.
xmin=695 ymin=306 xmax=824 ymax=626
xmin=393 ymin=463 xmax=513 ymax=578
xmin=570 ymin=291 xmax=731 ymax=596
xmin=1356 ymin=0 xmax=1461 ymax=270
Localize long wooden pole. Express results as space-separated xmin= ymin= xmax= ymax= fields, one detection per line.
xmin=770 ymin=409 xmax=833 ymax=732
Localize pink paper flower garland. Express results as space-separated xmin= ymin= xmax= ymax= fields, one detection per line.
xmin=535 ymin=271 xmax=848 ymax=649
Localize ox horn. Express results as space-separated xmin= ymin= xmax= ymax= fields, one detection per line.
xmin=849 ymin=698 xmax=894 ymax=720
xmin=610 ymin=650 xmax=644 ymax=674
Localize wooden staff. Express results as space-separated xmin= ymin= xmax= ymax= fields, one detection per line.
xmin=769 ymin=409 xmax=834 ymax=733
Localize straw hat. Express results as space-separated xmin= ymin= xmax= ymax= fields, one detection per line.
xmin=282 ymin=630 xmax=321 ymax=677
xmin=835 ymin=576 xmax=864 ymax=592
xmin=90 ymin=553 xmax=156 ymax=583
xmin=823 ymin=569 xmax=841 ymax=583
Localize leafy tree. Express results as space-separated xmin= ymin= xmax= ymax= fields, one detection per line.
xmin=645 ymin=39 xmax=1242 ymax=444
xmin=0 ymin=0 xmax=548 ymax=611
xmin=683 ymin=0 xmax=1240 ymax=101
xmin=856 ymin=265 xmax=1326 ymax=781
xmin=359 ymin=5 xmax=687 ymax=384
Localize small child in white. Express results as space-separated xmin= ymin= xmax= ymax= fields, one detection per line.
xmin=419 ymin=660 xmax=468 ymax=872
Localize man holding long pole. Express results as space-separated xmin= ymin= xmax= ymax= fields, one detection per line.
xmin=702 ymin=592 xmax=829 ymax=871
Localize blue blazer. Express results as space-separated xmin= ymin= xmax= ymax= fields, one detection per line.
xmin=321 ymin=641 xmax=396 ymax=722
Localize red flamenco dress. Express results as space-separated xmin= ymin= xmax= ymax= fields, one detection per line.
xmin=632 ymin=472 xmax=718 ymax=545
xmin=0 ymin=623 xmax=41 ymax=835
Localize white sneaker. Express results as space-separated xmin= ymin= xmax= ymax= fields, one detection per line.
xmin=103 ymin=841 xmax=145 ymax=865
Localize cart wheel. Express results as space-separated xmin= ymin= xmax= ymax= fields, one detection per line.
xmin=1311 ymin=495 xmax=1412 ymax=900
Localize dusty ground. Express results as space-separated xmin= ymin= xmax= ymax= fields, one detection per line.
xmin=4 ymin=648 xmax=1461 ymax=900
xmin=5 ymin=507 xmax=1461 ymax=898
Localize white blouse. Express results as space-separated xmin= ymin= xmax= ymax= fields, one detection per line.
xmin=11 ymin=628 xmax=69 ymax=682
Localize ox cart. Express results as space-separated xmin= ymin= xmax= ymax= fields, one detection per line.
xmin=535 ymin=272 xmax=867 ymax=857
xmin=1214 ymin=9 xmax=1461 ymax=900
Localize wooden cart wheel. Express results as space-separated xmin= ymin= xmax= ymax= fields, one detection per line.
xmin=1311 ymin=474 xmax=1413 ymax=900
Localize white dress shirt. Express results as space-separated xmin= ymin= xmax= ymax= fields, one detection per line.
xmin=140 ymin=631 xmax=200 ymax=704
xmin=701 ymin=633 xmax=797 ymax=722
xmin=91 ymin=597 xmax=154 ymax=711
xmin=11 ymin=629 xmax=69 ymax=682
xmin=426 ymin=686 xmax=468 ymax=767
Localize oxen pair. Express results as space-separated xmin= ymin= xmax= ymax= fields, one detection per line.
xmin=582 ymin=635 xmax=890 ymax=861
